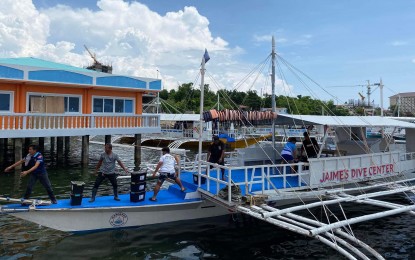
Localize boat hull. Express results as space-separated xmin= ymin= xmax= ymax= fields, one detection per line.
xmin=9 ymin=199 xmax=228 ymax=232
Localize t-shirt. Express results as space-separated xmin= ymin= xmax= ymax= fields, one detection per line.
xmin=29 ymin=152 xmax=46 ymax=174
xmin=99 ymin=152 xmax=120 ymax=174
xmin=302 ymin=138 xmax=319 ymax=158
xmin=158 ymin=154 xmax=176 ymax=174
xmin=281 ymin=142 xmax=296 ymax=156
xmin=208 ymin=141 xmax=225 ymax=163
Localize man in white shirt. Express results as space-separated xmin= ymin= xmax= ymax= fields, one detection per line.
xmin=149 ymin=147 xmax=186 ymax=201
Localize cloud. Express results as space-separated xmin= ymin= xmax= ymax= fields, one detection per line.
xmin=0 ymin=0 xmax=289 ymax=99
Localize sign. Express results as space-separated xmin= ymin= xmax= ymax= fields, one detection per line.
xmin=109 ymin=212 xmax=128 ymax=227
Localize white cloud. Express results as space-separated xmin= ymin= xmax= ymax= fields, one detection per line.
xmin=0 ymin=0 xmax=288 ymax=99
xmin=253 ymin=34 xmax=287 ymax=43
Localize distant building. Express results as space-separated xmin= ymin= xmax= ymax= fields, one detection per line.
xmin=389 ymin=92 xmax=415 ymax=115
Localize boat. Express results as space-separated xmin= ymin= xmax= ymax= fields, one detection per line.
xmin=2 ymin=38 xmax=415 ymax=259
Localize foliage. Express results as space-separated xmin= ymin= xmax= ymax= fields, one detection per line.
xmin=159 ymin=83 xmax=354 ymax=116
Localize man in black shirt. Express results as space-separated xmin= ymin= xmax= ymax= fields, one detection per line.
xmin=207 ymin=136 xmax=225 ymax=180
xmin=300 ymin=132 xmax=320 ymax=161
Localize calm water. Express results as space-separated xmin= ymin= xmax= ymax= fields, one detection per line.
xmin=1 ymin=138 xmax=415 ymax=259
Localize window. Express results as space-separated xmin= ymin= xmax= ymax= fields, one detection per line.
xmin=0 ymin=92 xmax=12 ymax=112
xmin=64 ymin=97 xmax=80 ymax=113
xmin=28 ymin=94 xmax=80 ymax=113
xmin=93 ymin=97 xmax=134 ymax=113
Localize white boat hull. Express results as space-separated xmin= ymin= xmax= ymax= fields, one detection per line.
xmin=9 ymin=200 xmax=228 ymax=232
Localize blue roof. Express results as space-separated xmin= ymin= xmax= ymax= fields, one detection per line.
xmin=0 ymin=57 xmax=94 ymax=74
xmin=0 ymin=57 xmax=162 ymax=91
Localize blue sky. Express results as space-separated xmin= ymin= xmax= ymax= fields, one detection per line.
xmin=3 ymin=0 xmax=415 ymax=108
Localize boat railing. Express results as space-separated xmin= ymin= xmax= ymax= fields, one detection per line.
xmin=195 ymin=161 xmax=309 ymax=204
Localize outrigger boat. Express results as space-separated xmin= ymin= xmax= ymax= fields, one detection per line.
xmin=2 ymin=38 xmax=415 ymax=259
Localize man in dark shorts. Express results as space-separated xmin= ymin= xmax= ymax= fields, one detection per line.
xmin=4 ymin=144 xmax=57 ymax=204
xmin=300 ymin=132 xmax=320 ymax=161
xmin=207 ymin=136 xmax=225 ymax=180
xmin=149 ymin=147 xmax=186 ymax=201
xmin=89 ymin=143 xmax=129 ymax=202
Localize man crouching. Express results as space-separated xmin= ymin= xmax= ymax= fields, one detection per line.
xmin=149 ymin=147 xmax=186 ymax=201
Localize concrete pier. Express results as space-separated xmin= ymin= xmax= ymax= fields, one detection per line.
xmin=82 ymin=135 xmax=89 ymax=166
xmin=134 ymin=134 xmax=141 ymax=169
xmin=14 ymin=138 xmax=23 ymax=169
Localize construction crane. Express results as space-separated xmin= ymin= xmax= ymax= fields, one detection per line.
xmin=358 ymin=92 xmax=365 ymax=102
xmin=83 ymin=45 xmax=101 ymax=65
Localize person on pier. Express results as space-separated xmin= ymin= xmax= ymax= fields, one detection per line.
xmin=149 ymin=147 xmax=186 ymax=202
xmin=89 ymin=143 xmax=129 ymax=202
xmin=4 ymin=144 xmax=57 ymax=204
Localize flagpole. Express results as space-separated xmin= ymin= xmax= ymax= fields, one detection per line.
xmin=197 ymin=53 xmax=206 ymax=185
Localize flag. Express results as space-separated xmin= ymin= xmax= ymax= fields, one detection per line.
xmin=203 ymin=49 xmax=210 ymax=63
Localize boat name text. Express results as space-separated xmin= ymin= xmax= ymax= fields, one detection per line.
xmin=320 ymin=164 xmax=394 ymax=183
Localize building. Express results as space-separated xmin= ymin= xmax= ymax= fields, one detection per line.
xmin=0 ymin=57 xmax=162 ymax=165
xmin=389 ymin=92 xmax=415 ymax=116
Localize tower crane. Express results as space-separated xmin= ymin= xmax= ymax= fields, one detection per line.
xmin=84 ymin=45 xmax=101 ymax=65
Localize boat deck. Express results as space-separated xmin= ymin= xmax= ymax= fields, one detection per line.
xmin=2 ymin=168 xmax=306 ymax=210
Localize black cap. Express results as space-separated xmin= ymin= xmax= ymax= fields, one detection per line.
xmin=161 ymin=147 xmax=170 ymax=153
xmin=303 ymin=132 xmax=309 ymax=137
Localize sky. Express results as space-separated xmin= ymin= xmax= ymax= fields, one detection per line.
xmin=1 ymin=0 xmax=415 ymax=108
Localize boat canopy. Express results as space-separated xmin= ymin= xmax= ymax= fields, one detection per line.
xmin=275 ymin=114 xmax=415 ymax=128
xmin=143 ymin=113 xmax=200 ymax=121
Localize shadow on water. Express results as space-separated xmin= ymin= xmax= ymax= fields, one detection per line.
xmin=2 ymin=138 xmax=415 ymax=259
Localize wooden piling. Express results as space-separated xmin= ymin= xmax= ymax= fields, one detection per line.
xmin=82 ymin=135 xmax=89 ymax=166
xmin=38 ymin=137 xmax=45 ymax=152
xmin=64 ymin=136 xmax=70 ymax=153
xmin=134 ymin=134 xmax=141 ymax=169
xmin=105 ymin=135 xmax=111 ymax=144
xmin=0 ymin=139 xmax=5 ymax=164
xmin=14 ymin=138 xmax=23 ymax=169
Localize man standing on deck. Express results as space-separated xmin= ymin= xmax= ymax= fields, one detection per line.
xmin=207 ymin=136 xmax=225 ymax=180
xmin=300 ymin=132 xmax=320 ymax=161
xmin=149 ymin=147 xmax=186 ymax=201
xmin=89 ymin=143 xmax=128 ymax=202
xmin=4 ymin=144 xmax=57 ymax=204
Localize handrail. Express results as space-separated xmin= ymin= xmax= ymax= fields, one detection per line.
xmin=0 ymin=113 xmax=160 ymax=131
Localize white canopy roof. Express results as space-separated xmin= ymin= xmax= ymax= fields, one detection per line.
xmin=275 ymin=114 xmax=415 ymax=128
xmin=143 ymin=113 xmax=200 ymax=121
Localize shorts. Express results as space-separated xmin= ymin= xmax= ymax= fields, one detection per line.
xmin=281 ymin=154 xmax=294 ymax=162
xmin=158 ymin=172 xmax=176 ymax=183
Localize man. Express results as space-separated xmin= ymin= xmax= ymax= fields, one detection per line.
xmin=89 ymin=143 xmax=128 ymax=202
xmin=4 ymin=144 xmax=57 ymax=204
xmin=300 ymin=132 xmax=320 ymax=161
xmin=149 ymin=147 xmax=186 ymax=201
xmin=207 ymin=136 xmax=225 ymax=180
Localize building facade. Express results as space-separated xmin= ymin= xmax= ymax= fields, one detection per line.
xmin=0 ymin=57 xmax=162 ymax=138
xmin=389 ymin=92 xmax=415 ymax=116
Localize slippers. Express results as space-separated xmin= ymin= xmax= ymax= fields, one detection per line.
xmin=181 ymin=188 xmax=187 ymax=192
xmin=149 ymin=197 xmax=157 ymax=202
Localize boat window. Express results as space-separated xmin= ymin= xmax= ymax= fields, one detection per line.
xmin=0 ymin=92 xmax=12 ymax=112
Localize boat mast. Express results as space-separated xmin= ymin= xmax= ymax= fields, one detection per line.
xmin=271 ymin=36 xmax=276 ymax=163
xmin=197 ymin=54 xmax=206 ymax=181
